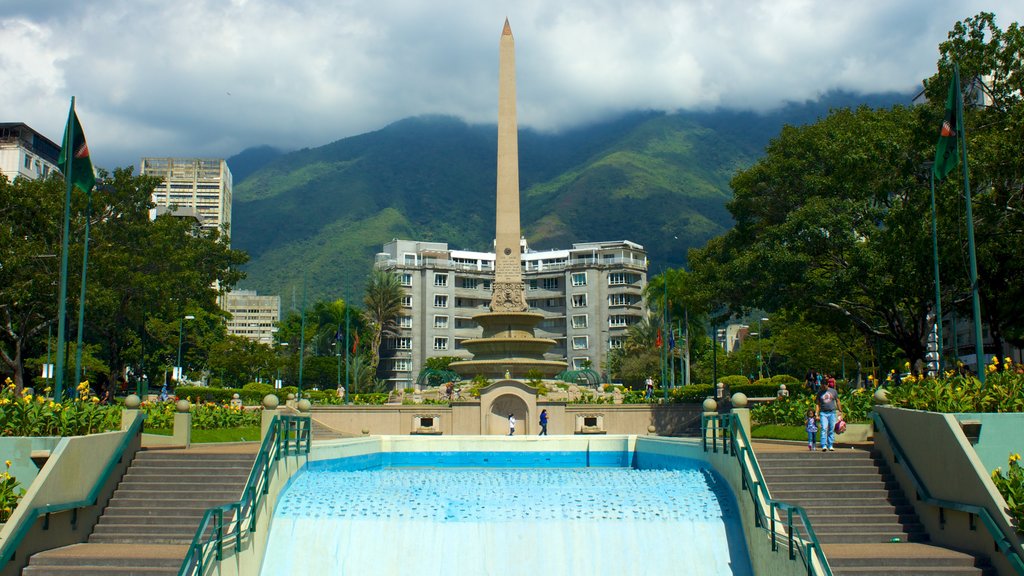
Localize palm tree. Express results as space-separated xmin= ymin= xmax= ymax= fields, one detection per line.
xmin=362 ymin=269 xmax=403 ymax=376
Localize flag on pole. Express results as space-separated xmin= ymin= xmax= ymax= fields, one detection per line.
xmin=351 ymin=332 xmax=359 ymax=354
xmin=57 ymin=105 xmax=96 ymax=194
xmin=655 ymin=329 xmax=662 ymax=349
xmin=933 ymin=74 xmax=960 ymax=181
xmin=668 ymin=330 xmax=675 ymax=350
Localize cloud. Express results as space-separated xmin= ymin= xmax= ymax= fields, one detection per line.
xmin=1 ymin=0 xmax=1020 ymax=168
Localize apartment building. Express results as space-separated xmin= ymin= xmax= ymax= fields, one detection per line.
xmin=223 ymin=290 xmax=281 ymax=346
xmin=141 ymin=157 xmax=233 ymax=242
xmin=375 ymin=238 xmax=648 ymax=389
xmin=0 ymin=123 xmax=60 ymax=182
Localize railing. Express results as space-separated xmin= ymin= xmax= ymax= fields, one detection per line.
xmin=177 ymin=415 xmax=312 ymax=576
xmin=872 ymin=412 xmax=1024 ymax=575
xmin=0 ymin=415 xmax=146 ymax=569
xmin=702 ymin=413 xmax=832 ymax=576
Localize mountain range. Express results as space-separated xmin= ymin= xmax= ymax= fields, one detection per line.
xmin=228 ymin=91 xmax=908 ymax=306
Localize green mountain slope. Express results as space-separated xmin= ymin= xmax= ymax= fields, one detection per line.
xmin=230 ymin=93 xmax=907 ymax=304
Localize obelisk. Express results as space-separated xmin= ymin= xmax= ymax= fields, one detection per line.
xmin=489 ymin=18 xmax=528 ymax=313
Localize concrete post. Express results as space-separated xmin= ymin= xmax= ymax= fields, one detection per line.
xmin=261 ymin=394 xmax=280 ymax=440
xmin=731 ymin=392 xmax=751 ymax=441
xmin=173 ymin=399 xmax=191 ymax=448
xmin=121 ymin=394 xmax=143 ymax=431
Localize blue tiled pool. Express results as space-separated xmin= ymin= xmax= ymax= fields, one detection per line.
xmin=260 ymin=450 xmax=752 ymax=575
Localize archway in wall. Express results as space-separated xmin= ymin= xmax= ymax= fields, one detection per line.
xmin=489 ymin=393 xmax=529 ymax=435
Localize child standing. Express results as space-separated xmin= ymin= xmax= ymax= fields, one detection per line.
xmin=805 ymin=408 xmax=818 ymax=451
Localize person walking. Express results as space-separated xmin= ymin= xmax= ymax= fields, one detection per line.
xmin=508 ymin=413 xmax=516 ymax=436
xmin=815 ymin=380 xmax=842 ymax=451
xmin=539 ymin=409 xmax=548 ymax=435
xmin=804 ymin=408 xmax=818 ymax=451
xmin=645 ymin=376 xmax=654 ymax=399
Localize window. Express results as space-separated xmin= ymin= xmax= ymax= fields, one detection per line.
xmin=402 ymin=295 xmax=413 ymax=308
xmin=482 ymin=280 xmax=492 ymax=290
xmin=528 ymin=279 xmax=538 ymax=291
xmin=434 ymin=295 xmax=448 ymax=308
xmin=394 ymin=359 xmax=411 ymax=371
xmin=609 ymin=272 xmax=629 ymax=285
xmin=571 ymin=314 xmax=588 ymax=329
xmin=434 ymin=273 xmax=448 ymax=287
xmin=23 ymin=154 xmax=31 ymax=169
xmin=398 ymin=316 xmax=413 ymax=328
xmin=609 ymin=338 xmax=624 ymax=349
xmin=571 ymin=294 xmax=587 ymax=308
xmin=434 ymin=315 xmax=449 ymax=329
xmin=404 ymin=254 xmax=417 ymax=265
xmin=433 ymin=337 xmax=449 ymax=350
xmin=608 ymin=294 xmax=631 ymax=306
xmin=542 ymin=278 xmax=559 ymax=290
xmin=400 ymin=273 xmax=412 ymax=286
xmin=609 ymin=315 xmax=629 ymax=327
xmin=572 ymin=357 xmax=591 ymax=370
xmin=572 ymin=336 xmax=589 ymax=350
xmin=393 ymin=337 xmax=412 ymax=350
xmin=571 ymin=272 xmax=587 ymax=287
xmin=461 ymin=278 xmax=478 ymax=289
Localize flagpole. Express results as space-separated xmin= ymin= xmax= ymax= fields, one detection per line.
xmin=344 ymin=306 xmax=350 ymax=403
xmin=662 ymin=273 xmax=668 ymax=400
xmin=298 ymin=276 xmax=307 ymax=398
xmin=954 ymin=64 xmax=986 ymax=384
xmin=927 ymin=165 xmax=944 ymax=376
xmin=73 ymin=187 xmax=94 ymax=390
xmin=54 ymin=97 xmax=77 ymax=401
xmin=683 ymin=308 xmax=690 ymax=386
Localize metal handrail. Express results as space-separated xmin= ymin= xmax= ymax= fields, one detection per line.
xmin=177 ymin=415 xmax=312 ymax=576
xmin=0 ymin=415 xmax=146 ymax=568
xmin=871 ymin=412 xmax=1024 ymax=575
xmin=702 ymin=413 xmax=832 ymax=576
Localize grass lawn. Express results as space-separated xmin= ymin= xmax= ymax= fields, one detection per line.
xmin=145 ymin=426 xmax=261 ymax=443
xmin=751 ymin=424 xmax=809 ymax=441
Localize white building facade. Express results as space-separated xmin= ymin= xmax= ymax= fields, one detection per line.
xmin=223 ymin=290 xmax=281 ymax=346
xmin=375 ymin=239 xmax=649 ymax=389
xmin=0 ymin=123 xmax=60 ymax=183
xmin=141 ymin=157 xmax=233 ymax=243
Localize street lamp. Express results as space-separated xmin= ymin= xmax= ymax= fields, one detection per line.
xmin=175 ymin=315 xmax=195 ymax=382
xmin=757 ymin=317 xmax=768 ymax=380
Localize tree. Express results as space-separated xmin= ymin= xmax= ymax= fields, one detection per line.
xmin=0 ymin=174 xmax=63 ymax=391
xmin=690 ymin=104 xmax=942 ymax=373
xmin=362 ymin=269 xmax=403 ymax=376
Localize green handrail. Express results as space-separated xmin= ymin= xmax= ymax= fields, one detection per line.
xmin=0 ymin=415 xmax=146 ymax=568
xmin=702 ymin=413 xmax=832 ymax=576
xmin=872 ymin=412 xmax=1024 ymax=575
xmin=177 ymin=415 xmax=311 ymax=576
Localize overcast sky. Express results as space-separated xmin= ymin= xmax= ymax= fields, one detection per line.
xmin=2 ymin=0 xmax=1021 ymax=169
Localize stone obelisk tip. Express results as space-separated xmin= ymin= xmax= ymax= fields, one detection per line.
xmin=502 ymin=18 xmax=512 ymax=37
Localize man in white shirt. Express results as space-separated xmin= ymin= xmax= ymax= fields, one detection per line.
xmin=508 ymin=413 xmax=516 ymax=436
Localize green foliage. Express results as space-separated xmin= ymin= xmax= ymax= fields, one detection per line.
xmin=0 ymin=379 xmax=121 ymax=436
xmin=350 ymin=393 xmax=388 ymax=405
xmin=139 ymin=399 xmax=261 ymax=430
xmin=751 ymin=424 xmax=810 ymax=442
xmin=1 ymin=460 xmax=25 ymax=522
xmin=175 ymin=386 xmax=263 ymax=405
xmin=751 ymin=388 xmax=874 ymax=425
xmin=718 ymin=375 xmax=750 ymax=388
xmin=886 ymin=367 xmax=1024 ymax=413
xmin=242 ymin=382 xmax=276 ymax=397
xmin=730 ymin=382 xmax=783 ymax=398
xmin=991 ymin=453 xmax=1024 ymax=534
xmin=670 ymin=384 xmax=716 ymax=403
xmin=363 ymin=269 xmax=403 ymax=377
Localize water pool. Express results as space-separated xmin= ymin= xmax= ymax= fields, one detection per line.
xmin=260 ymin=452 xmax=752 ymax=576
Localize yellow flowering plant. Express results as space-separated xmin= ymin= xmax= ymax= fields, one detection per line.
xmin=992 ymin=453 xmax=1024 ymax=534
xmin=0 ymin=379 xmax=120 ymax=437
xmin=0 ymin=460 xmax=25 ymax=522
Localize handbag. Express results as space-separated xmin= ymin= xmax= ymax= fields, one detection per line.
xmin=834 ymin=413 xmax=847 ymax=434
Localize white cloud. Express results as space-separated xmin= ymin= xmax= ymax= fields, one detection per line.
xmin=1 ymin=0 xmax=1020 ymax=168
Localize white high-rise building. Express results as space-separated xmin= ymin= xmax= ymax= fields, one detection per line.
xmin=224 ymin=290 xmax=281 ymax=346
xmin=0 ymin=123 xmax=60 ymax=182
xmin=375 ymin=238 xmax=649 ymax=389
xmin=141 ymin=157 xmax=233 ymax=243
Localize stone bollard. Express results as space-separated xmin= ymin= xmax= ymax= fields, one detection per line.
xmin=777 ymin=384 xmax=789 ymax=398
xmin=286 ymin=393 xmax=296 ymax=410
xmin=230 ymin=393 xmax=243 ymax=409
xmin=261 ymin=394 xmax=280 ymax=440
xmin=174 ymin=399 xmax=192 ymax=448
xmin=702 ymin=397 xmax=718 ymax=445
xmin=121 ymin=394 xmax=143 ymax=431
xmin=730 ymin=392 xmax=751 ymax=441
xmin=296 ymin=398 xmax=311 ymax=413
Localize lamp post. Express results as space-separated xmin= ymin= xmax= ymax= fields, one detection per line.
xmin=757 ymin=316 xmax=768 ymax=380
xmin=176 ymin=314 xmax=195 ymax=382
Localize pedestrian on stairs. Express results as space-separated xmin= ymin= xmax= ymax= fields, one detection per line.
xmin=815 ymin=380 xmax=842 ymax=451
xmin=805 ymin=408 xmax=818 ymax=451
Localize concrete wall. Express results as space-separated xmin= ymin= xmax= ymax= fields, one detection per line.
xmin=953 ymin=412 xmax=1024 ymax=473
xmin=875 ymin=406 xmax=1024 ymax=576
xmin=310 ymin=398 xmax=701 ymax=437
xmin=0 ymin=437 xmax=61 ymax=488
xmin=0 ymin=428 xmax=141 ymax=576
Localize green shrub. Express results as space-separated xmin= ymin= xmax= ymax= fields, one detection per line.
xmin=718 ymin=375 xmax=750 ymax=389
xmin=887 ymin=368 xmax=1024 ymax=412
xmin=242 ymin=382 xmax=275 ymax=397
xmin=669 ymin=384 xmax=715 ymax=403
xmin=350 ymin=393 xmax=387 ymax=405
xmin=1 ymin=460 xmax=25 ymax=522
xmin=1 ymin=379 xmax=121 ymax=436
xmin=730 ymin=382 xmax=782 ymax=398
xmin=750 ymin=388 xmax=874 ymax=425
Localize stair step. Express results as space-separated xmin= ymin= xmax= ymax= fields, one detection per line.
xmin=24 ymin=568 xmax=179 ymax=575
xmin=96 ymin=515 xmax=200 ymax=526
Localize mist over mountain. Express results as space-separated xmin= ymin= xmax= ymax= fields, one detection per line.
xmin=228 ymin=91 xmax=910 ymax=305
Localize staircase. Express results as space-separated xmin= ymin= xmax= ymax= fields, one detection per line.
xmin=757 ymin=448 xmax=992 ymax=576
xmin=23 ymin=446 xmax=257 ymax=575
